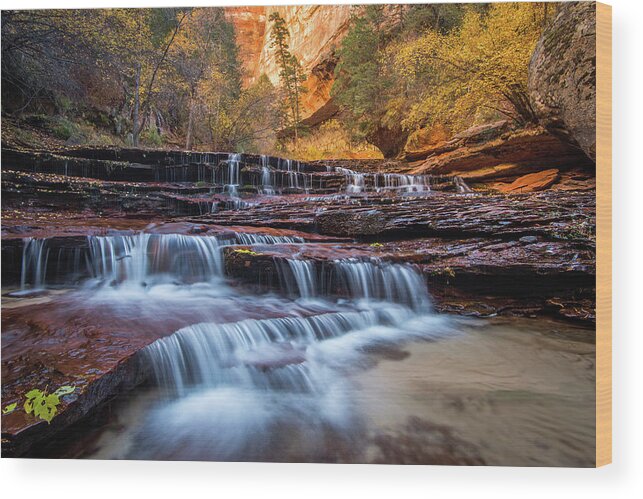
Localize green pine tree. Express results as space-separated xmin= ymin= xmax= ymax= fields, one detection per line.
xmin=268 ymin=12 xmax=307 ymax=144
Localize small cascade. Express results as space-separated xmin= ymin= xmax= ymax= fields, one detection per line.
xmin=277 ymin=258 xmax=432 ymax=312
xmin=144 ymin=306 xmax=416 ymax=396
xmin=260 ymin=155 xmax=274 ymax=194
xmin=336 ymin=167 xmax=366 ymax=193
xmin=233 ymin=233 xmax=304 ymax=245
xmin=20 ymin=237 xmax=50 ymax=290
xmin=454 ymin=175 xmax=473 ymax=193
xmin=334 ymin=167 xmax=431 ymax=194
xmin=331 ymin=260 xmax=432 ymax=311
xmin=279 ymin=259 xmax=318 ymax=299
xmin=375 ymin=173 xmax=432 ymax=193
xmin=86 ymin=233 xmax=225 ymax=286
xmin=224 ymin=153 xmax=241 ymax=197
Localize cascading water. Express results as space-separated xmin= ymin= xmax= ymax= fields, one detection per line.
xmin=260 ymin=155 xmax=274 ymax=194
xmin=224 ymin=153 xmax=241 ymax=197
xmin=375 ymin=173 xmax=432 ymax=193
xmin=335 ymin=167 xmax=432 ymax=194
xmin=281 ymin=259 xmax=318 ymax=299
xmin=144 ymin=308 xmax=414 ymax=396
xmin=336 ymin=167 xmax=366 ymax=193
xmin=86 ymin=233 xmax=225 ymax=286
xmin=20 ymin=237 xmax=50 ymax=290
xmin=132 ymin=257 xmax=450 ymax=461
xmin=6 ymin=147 xmax=596 ymax=465
xmin=331 ymin=259 xmax=432 ymax=311
xmin=277 ymin=257 xmax=432 ymax=311
xmin=233 ymin=233 xmax=304 ymax=245
xmin=454 ymin=175 xmax=473 ymax=193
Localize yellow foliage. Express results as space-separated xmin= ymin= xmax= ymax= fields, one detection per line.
xmin=395 ymin=3 xmax=549 ymax=131
xmin=279 ymin=120 xmax=382 ymax=161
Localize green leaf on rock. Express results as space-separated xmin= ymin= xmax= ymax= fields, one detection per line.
xmin=25 ymin=389 xmax=42 ymax=399
xmin=32 ymin=394 xmax=60 ymax=424
xmin=2 ymin=403 xmax=17 ymax=414
xmin=24 ymin=389 xmax=44 ymax=415
xmin=23 ymin=387 xmax=63 ymax=423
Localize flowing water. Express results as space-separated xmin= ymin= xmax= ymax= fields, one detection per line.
xmin=19 ymin=237 xmax=50 ymax=291
xmin=4 ymin=232 xmax=595 ymax=465
xmin=83 ymin=309 xmax=594 ymax=465
xmin=3 ymin=232 xmax=593 ymax=465
xmin=4 ymin=188 xmax=593 ymax=466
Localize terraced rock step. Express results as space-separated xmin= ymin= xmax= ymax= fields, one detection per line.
xmin=190 ymin=190 xmax=596 ymax=241
xmin=1 ymin=145 xmax=596 ymax=458
xmin=1 ymin=223 xmax=347 ymax=287
xmin=222 ymin=237 xmax=595 ymax=324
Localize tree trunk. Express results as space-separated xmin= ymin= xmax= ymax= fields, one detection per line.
xmin=185 ymin=97 xmax=195 ymax=151
xmin=132 ymin=62 xmax=141 ymax=147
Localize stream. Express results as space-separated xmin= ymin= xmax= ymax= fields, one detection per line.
xmin=1 ymin=152 xmax=595 ymax=465
xmin=4 ymin=232 xmax=595 ymax=466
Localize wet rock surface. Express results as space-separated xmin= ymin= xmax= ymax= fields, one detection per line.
xmin=1 ymin=145 xmax=596 ymax=456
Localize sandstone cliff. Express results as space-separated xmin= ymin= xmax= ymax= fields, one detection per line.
xmin=225 ymin=5 xmax=352 ymax=122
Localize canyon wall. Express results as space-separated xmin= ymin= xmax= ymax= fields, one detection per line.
xmin=225 ymin=5 xmax=352 ymax=122
xmin=528 ymin=2 xmax=597 ymax=162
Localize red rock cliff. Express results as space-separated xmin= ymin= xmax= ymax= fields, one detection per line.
xmin=225 ymin=5 xmax=352 ymax=122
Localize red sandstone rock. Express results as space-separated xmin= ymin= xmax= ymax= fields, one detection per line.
xmin=496 ymin=169 xmax=561 ymax=193
xmin=411 ymin=127 xmax=592 ymax=182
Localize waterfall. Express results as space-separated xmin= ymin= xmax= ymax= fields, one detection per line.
xmin=86 ymin=233 xmax=225 ymax=286
xmin=280 ymin=259 xmax=318 ymax=299
xmin=454 ymin=176 xmax=473 ymax=193
xmin=331 ymin=260 xmax=431 ymax=311
xmin=224 ymin=153 xmax=241 ymax=196
xmin=233 ymin=233 xmax=304 ymax=245
xmin=336 ymin=167 xmax=366 ymax=193
xmin=20 ymin=237 xmax=50 ymax=290
xmin=260 ymin=155 xmax=274 ymax=194
xmin=375 ymin=173 xmax=431 ymax=193
xmin=334 ymin=167 xmax=431 ymax=194
xmin=144 ymin=306 xmax=417 ymax=396
xmin=277 ymin=258 xmax=431 ymax=312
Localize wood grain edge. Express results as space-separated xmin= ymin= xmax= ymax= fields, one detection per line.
xmin=596 ymin=1 xmax=612 ymax=468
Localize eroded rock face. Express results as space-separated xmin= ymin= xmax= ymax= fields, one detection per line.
xmin=409 ymin=126 xmax=593 ymax=185
xmin=225 ymin=5 xmax=352 ymax=121
xmin=528 ymin=2 xmax=596 ymax=162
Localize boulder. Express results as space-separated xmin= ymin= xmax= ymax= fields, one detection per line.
xmin=315 ymin=210 xmax=385 ymax=237
xmin=528 ymin=2 xmax=596 ymax=161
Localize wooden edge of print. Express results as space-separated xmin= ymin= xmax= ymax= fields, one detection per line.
xmin=596 ymin=1 xmax=612 ymax=468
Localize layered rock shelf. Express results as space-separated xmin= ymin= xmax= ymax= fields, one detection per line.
xmin=1 ymin=144 xmax=595 ymax=457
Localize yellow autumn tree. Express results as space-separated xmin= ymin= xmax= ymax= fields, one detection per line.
xmin=167 ymin=8 xmax=241 ymax=149
xmin=394 ymin=2 xmax=552 ymax=132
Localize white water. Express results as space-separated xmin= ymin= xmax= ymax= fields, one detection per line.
xmin=86 ymin=233 xmax=225 ymax=286
xmin=71 ymin=234 xmax=458 ymax=461
xmin=130 ymin=294 xmax=452 ymax=461
xmin=335 ymin=167 xmax=432 ymax=194
xmin=332 ymin=259 xmax=432 ymax=311
xmin=283 ymin=259 xmax=318 ymax=299
xmin=233 ymin=232 xmax=304 ymax=245
xmin=376 ymin=173 xmax=432 ymax=193
xmin=224 ymin=153 xmax=241 ymax=197
xmin=20 ymin=237 xmax=50 ymax=290
xmin=260 ymin=155 xmax=274 ymax=194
